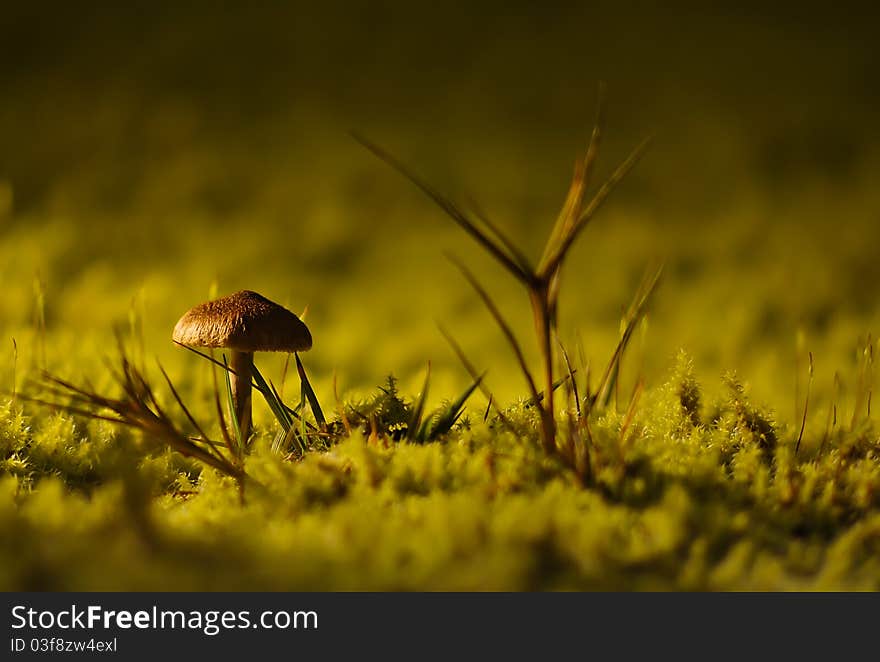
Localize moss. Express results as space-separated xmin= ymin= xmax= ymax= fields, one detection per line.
xmin=2 ymin=347 xmax=880 ymax=592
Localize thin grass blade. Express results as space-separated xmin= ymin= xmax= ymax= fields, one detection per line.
xmin=352 ymin=132 xmax=532 ymax=286
xmin=251 ymin=362 xmax=292 ymax=432
xmin=437 ymin=324 xmax=517 ymax=434
xmin=157 ymin=361 xmax=226 ymax=462
xmin=524 ymin=374 xmax=573 ymax=408
xmin=408 ymin=362 xmax=431 ymax=437
xmin=295 ymin=353 xmax=326 ymax=426
xmin=447 ymin=254 xmax=541 ymax=407
xmin=423 ymin=373 xmax=484 ymax=441
xmin=558 ymin=339 xmax=581 ymax=418
xmin=541 ymin=83 xmax=606 ymax=271
xmin=541 ymin=135 xmax=652 ymax=279
xmin=223 ymin=354 xmax=243 ymax=455
xmin=596 ymin=263 xmax=663 ymax=410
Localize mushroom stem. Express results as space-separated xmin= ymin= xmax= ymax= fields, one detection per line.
xmin=231 ymin=350 xmax=253 ymax=444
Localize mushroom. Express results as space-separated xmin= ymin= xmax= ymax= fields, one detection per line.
xmin=172 ymin=289 xmax=312 ymax=441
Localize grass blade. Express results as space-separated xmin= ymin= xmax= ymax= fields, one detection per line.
xmin=156 ymin=361 xmax=226 ymax=463
xmin=353 ymin=132 xmax=533 ymax=286
xmin=223 ymin=354 xmax=243 ymax=455
xmin=595 ymin=263 xmax=663 ymax=410
xmin=447 ymin=254 xmax=541 ymax=408
xmin=209 ymin=350 xmax=234 ymax=453
xmin=541 ymin=135 xmax=652 ymax=279
xmin=422 ymin=373 xmax=484 ymax=441
xmin=541 ymin=82 xmax=606 ymax=272
xmin=295 ymin=353 xmax=326 ymax=426
xmin=177 ymin=341 xmax=315 ymax=431
xmin=34 ymin=358 xmax=244 ymax=481
xmin=524 ymin=374 xmax=573 ymax=408
xmin=251 ymin=362 xmax=292 ymax=432
xmin=437 ymin=324 xmax=517 ymax=434
xmin=558 ymin=339 xmax=581 ymax=418
xmin=466 ymin=196 xmax=534 ymax=276
xmin=408 ymin=363 xmax=431 ymax=437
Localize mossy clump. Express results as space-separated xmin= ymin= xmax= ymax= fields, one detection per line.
xmin=3 ymin=353 xmax=880 ymax=591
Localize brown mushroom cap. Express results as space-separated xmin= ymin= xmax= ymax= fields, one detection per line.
xmin=172 ymin=290 xmax=312 ymax=352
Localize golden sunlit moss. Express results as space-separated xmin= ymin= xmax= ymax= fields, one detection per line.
xmin=2 ymin=351 xmax=880 ymax=591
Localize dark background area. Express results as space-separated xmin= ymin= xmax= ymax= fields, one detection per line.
xmin=2 ymin=1 xmax=877 ymax=213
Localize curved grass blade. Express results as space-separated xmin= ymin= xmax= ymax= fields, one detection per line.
xmin=437 ymin=324 xmax=517 ymax=434
xmin=420 ymin=373 xmax=484 ymax=442
xmin=596 ymin=263 xmax=663 ymax=410
xmin=524 ymin=374 xmax=573 ymax=409
xmin=541 ymin=82 xmax=606 ymax=271
xmin=223 ymin=354 xmax=243 ymax=455
xmin=251 ymin=362 xmax=292 ymax=432
xmin=447 ymin=254 xmax=541 ymax=407
xmin=540 ymin=135 xmax=653 ymax=279
xmin=295 ymin=353 xmax=325 ymax=426
xmin=157 ymin=361 xmax=226 ymax=462
xmin=558 ymin=339 xmax=581 ymax=418
xmin=408 ymin=363 xmax=431 ymax=438
xmin=352 ymin=132 xmax=532 ymax=286
xmin=466 ymin=196 xmax=534 ymax=276
xmin=178 ymin=341 xmax=315 ymax=431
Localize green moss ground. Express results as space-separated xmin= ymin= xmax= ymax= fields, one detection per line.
xmin=2 ymin=351 xmax=880 ymax=590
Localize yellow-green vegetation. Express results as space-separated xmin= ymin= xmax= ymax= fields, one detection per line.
xmin=2 ymin=351 xmax=880 ymax=591
xmin=3 ymin=125 xmax=880 ymax=591
xmin=2 ymin=4 xmax=880 ymax=591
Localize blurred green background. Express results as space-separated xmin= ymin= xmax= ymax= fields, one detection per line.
xmin=1 ymin=2 xmax=878 ymax=423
